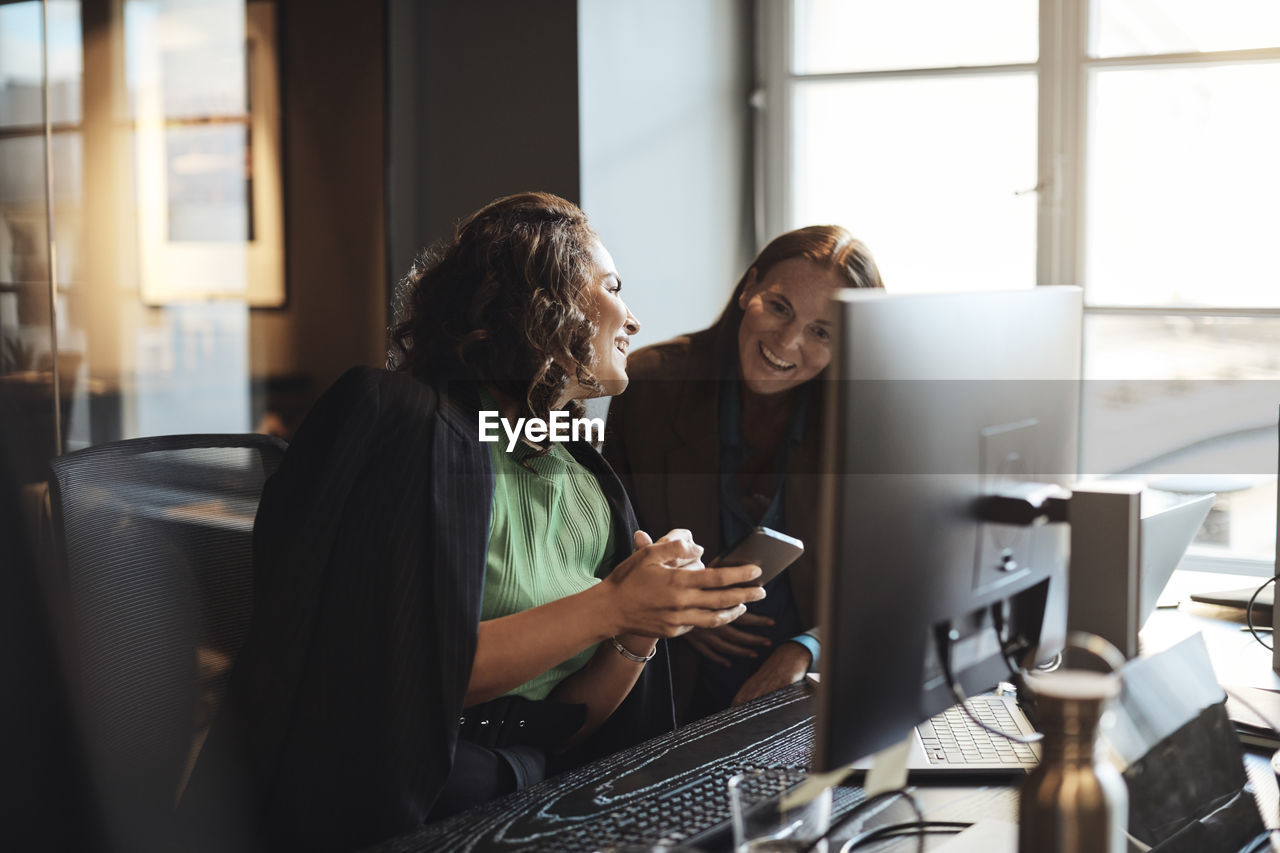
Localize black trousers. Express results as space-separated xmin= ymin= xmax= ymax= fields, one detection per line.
xmin=428 ymin=740 xmax=548 ymax=820
xmin=429 ymin=694 xmax=585 ymax=820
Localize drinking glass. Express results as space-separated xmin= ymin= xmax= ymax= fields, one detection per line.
xmin=728 ymin=768 xmax=832 ymax=853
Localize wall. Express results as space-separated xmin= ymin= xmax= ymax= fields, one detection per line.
xmin=387 ymin=0 xmax=582 ymax=294
xmin=578 ymin=0 xmax=754 ymax=348
xmin=387 ymin=0 xmax=754 ymax=349
xmin=250 ymin=0 xmax=387 ymax=392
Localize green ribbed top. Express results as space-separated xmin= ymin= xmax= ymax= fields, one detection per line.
xmin=480 ymin=399 xmax=616 ymax=700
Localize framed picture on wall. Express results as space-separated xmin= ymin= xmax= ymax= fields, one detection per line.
xmin=133 ymin=0 xmax=284 ymax=307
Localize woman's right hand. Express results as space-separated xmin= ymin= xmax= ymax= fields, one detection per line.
xmin=601 ymin=529 xmax=765 ymax=638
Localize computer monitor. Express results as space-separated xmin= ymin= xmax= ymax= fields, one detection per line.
xmin=813 ymin=286 xmax=1083 ymax=772
xmin=1274 ymin=450 xmax=1280 ymax=675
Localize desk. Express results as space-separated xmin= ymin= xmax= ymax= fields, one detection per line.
xmin=371 ymin=594 xmax=1279 ymax=853
xmin=1142 ymin=576 xmax=1280 ymax=837
xmin=367 ymin=683 xmax=1017 ymax=852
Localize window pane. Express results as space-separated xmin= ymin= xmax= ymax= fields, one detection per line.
xmin=1091 ymin=0 xmax=1280 ymax=57
xmin=1082 ymin=314 xmax=1279 ymax=561
xmin=793 ymin=0 xmax=1036 ymax=74
xmin=0 ymin=135 xmax=47 ymax=220
xmin=0 ymin=3 xmax=81 ymax=477
xmin=792 ymin=74 xmax=1037 ymax=292
xmin=166 ymin=124 xmax=251 ymax=242
xmin=0 ymin=130 xmax=76 ymax=319
xmin=132 ymin=303 xmax=251 ymax=436
xmin=4 ymin=0 xmax=293 ymax=476
xmin=0 ymin=130 xmax=56 ymax=486
xmin=125 ymin=0 xmax=247 ymax=120
xmin=1085 ymin=315 xmax=1280 ymax=382
xmin=50 ymin=131 xmax=83 ymax=288
xmin=0 ymin=2 xmax=81 ymax=128
xmin=1085 ymin=64 xmax=1280 ymax=308
xmin=47 ymin=0 xmax=82 ymax=125
xmin=0 ymin=3 xmax=42 ymax=127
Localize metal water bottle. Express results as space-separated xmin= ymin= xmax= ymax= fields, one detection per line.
xmin=1018 ymin=670 xmax=1128 ymax=853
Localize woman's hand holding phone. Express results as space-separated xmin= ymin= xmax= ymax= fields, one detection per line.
xmin=601 ymin=529 xmax=765 ymax=639
xmin=682 ymin=527 xmax=805 ymax=667
xmin=707 ymin=527 xmax=804 ymax=588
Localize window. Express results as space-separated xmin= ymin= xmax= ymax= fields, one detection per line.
xmin=1 ymin=0 xmax=84 ymax=480
xmin=1 ymin=0 xmax=286 ymax=481
xmin=763 ymin=0 xmax=1280 ymax=573
xmin=773 ymin=0 xmax=1038 ymax=292
xmin=125 ymin=0 xmax=284 ymax=307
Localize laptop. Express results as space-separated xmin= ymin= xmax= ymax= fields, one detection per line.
xmin=848 ymin=694 xmax=1042 ymax=777
xmin=1139 ymin=490 xmax=1215 ymax=618
xmin=1189 ymin=585 xmax=1272 ymax=615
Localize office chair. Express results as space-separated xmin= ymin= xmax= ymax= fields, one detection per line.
xmin=1 ymin=429 xmax=103 ymax=851
xmin=47 ymin=433 xmax=286 ymax=853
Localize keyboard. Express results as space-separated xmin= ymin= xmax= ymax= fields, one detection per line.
xmin=380 ymin=688 xmax=863 ymax=853
xmin=617 ymin=764 xmax=817 ymax=851
xmin=920 ymin=697 xmax=1040 ymax=767
xmin=371 ymin=689 xmax=1035 ymax=852
xmin=848 ymin=693 xmax=1040 ymax=776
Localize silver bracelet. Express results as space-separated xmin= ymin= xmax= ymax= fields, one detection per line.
xmin=610 ymin=635 xmax=656 ymax=663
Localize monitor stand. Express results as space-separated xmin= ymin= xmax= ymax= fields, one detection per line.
xmin=1067 ymin=484 xmax=1217 ymax=663
xmin=1066 ymin=482 xmax=1144 ymax=661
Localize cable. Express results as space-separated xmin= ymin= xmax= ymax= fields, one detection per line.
xmin=801 ymin=788 xmax=925 ymax=853
xmin=991 ymin=602 xmax=1062 ymax=675
xmin=949 ymin=681 xmax=1044 ymax=746
xmin=934 ymin=622 xmax=1043 ymax=745
xmin=837 ymin=820 xmax=973 ymax=852
xmin=1245 ymin=576 xmax=1277 ymax=652
xmin=989 ymin=603 xmax=1022 ymax=679
xmin=1242 ymin=828 xmax=1279 ymax=853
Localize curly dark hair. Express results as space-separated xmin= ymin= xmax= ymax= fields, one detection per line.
xmin=388 ymin=192 xmax=606 ymax=423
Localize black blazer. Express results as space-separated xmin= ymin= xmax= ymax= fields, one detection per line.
xmin=180 ymin=367 xmax=675 ymax=852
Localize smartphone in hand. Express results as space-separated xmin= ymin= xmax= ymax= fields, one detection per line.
xmin=709 ymin=526 xmax=804 ymax=587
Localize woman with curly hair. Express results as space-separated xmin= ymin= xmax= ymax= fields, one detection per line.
xmin=180 ymin=192 xmax=763 ymax=852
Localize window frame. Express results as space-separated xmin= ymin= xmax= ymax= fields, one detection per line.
xmin=757 ymin=0 xmax=1280 ymax=576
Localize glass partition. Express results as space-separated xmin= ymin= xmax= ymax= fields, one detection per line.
xmin=1 ymin=0 xmax=284 ymax=485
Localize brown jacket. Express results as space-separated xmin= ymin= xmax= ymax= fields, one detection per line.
xmin=603 ymin=325 xmax=825 ymax=632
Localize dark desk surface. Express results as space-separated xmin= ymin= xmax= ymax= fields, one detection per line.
xmin=368 ymin=682 xmax=1017 ymax=853
xmin=371 ymin=590 xmax=1279 ymax=852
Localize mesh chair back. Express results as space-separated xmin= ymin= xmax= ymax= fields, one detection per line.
xmin=47 ymin=433 xmax=286 ymax=852
xmin=2 ymin=429 xmax=102 ymax=850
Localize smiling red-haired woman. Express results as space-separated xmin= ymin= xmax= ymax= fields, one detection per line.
xmin=605 ymin=225 xmax=883 ymax=722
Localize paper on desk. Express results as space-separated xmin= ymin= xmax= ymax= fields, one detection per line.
xmin=1106 ymin=633 xmax=1263 ymax=849
xmin=1201 ymin=626 xmax=1280 ymax=693
xmin=931 ymin=819 xmax=1017 ymax=852
xmin=1104 ymin=634 xmax=1225 ymax=768
xmin=1142 ymin=608 xmax=1280 ymax=692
